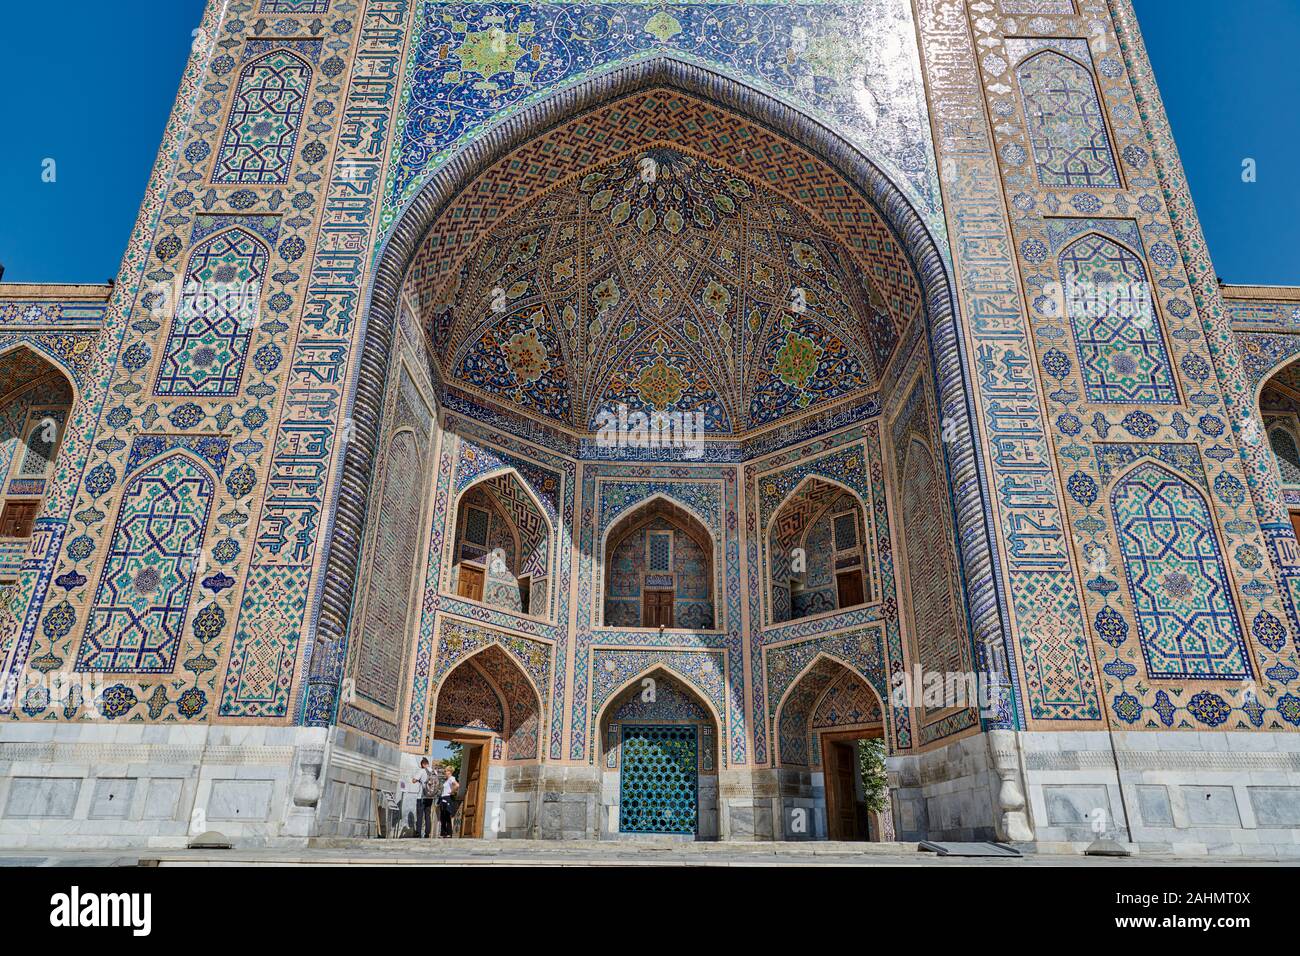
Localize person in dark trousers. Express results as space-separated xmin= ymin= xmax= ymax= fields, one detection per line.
xmin=437 ymin=765 xmax=460 ymax=838
xmin=412 ymin=758 xmax=437 ymax=838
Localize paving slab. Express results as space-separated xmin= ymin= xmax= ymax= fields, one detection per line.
xmin=1 ymin=839 xmax=1293 ymax=867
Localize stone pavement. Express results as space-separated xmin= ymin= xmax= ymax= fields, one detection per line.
xmin=1 ymin=840 xmax=1294 ymax=866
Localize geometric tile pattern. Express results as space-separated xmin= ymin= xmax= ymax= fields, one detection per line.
xmin=899 ymin=435 xmax=972 ymax=713
xmin=348 ymin=359 xmax=435 ymax=723
xmin=213 ymin=50 xmax=312 ymax=185
xmin=618 ymin=724 xmax=698 ymax=835
xmin=1060 ymin=233 xmax=1177 ymax=405
xmin=586 ymin=647 xmax=727 ymax=773
xmin=76 ymin=453 xmax=214 ymax=674
xmin=1111 ymin=461 xmax=1251 ymax=680
xmin=154 ymin=227 xmax=270 ymax=397
xmin=1014 ymin=48 xmax=1121 ymax=189
xmin=808 ymin=670 xmax=884 ymax=767
xmin=428 ymin=618 xmax=552 ymax=727
xmin=611 ymin=671 xmax=708 ymax=722
xmin=354 ymin=428 xmax=426 ymax=711
xmin=927 ymin=0 xmax=1084 ymax=728
xmin=811 ymin=671 xmax=882 ymax=729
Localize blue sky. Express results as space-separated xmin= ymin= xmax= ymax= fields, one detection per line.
xmin=0 ymin=1 xmax=1295 ymax=286
xmin=0 ymin=1 xmax=207 ymax=285
xmin=1135 ymin=0 xmax=1300 ymax=285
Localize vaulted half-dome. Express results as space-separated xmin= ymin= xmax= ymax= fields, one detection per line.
xmin=436 ymin=146 xmax=900 ymax=435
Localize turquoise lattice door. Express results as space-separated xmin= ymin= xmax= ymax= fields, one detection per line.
xmin=619 ymin=725 xmax=699 ymax=835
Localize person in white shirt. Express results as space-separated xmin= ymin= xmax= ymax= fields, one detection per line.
xmin=437 ymin=767 xmax=460 ymax=838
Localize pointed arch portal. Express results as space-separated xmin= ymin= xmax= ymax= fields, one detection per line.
xmin=596 ymin=665 xmax=722 ymax=839
xmin=315 ymin=56 xmax=1008 ymax=845
xmin=319 ymin=59 xmax=1005 ymax=711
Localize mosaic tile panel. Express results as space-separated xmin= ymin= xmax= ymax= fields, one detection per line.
xmin=155 ymin=226 xmax=274 ymax=398
xmin=75 ymin=453 xmax=215 ymax=674
xmin=213 ymin=48 xmax=314 ymax=184
xmin=1111 ymin=462 xmax=1251 ymax=681
xmin=1058 ymin=231 xmax=1177 ymax=406
xmin=1012 ymin=44 xmax=1121 ymax=189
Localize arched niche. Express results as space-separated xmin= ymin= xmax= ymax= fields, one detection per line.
xmin=0 ymin=346 xmax=76 ymax=584
xmin=773 ymin=654 xmax=890 ymax=842
xmin=595 ymin=666 xmax=721 ymax=840
xmin=895 ymin=432 xmax=972 ymax=729
xmin=1258 ymin=356 xmax=1300 ymax=542
xmin=430 ymin=644 xmax=544 ymax=838
xmin=766 ymin=475 xmax=871 ymax=625
xmin=448 ymin=469 xmax=551 ymax=618
xmin=315 ymin=56 xmax=1011 ymax=745
xmin=601 ymin=496 xmax=714 ymax=631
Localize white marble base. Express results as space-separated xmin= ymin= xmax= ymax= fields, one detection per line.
xmin=0 ymin=723 xmax=327 ymax=849
xmin=888 ymin=729 xmax=1300 ymax=856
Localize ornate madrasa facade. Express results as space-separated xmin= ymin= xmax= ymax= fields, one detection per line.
xmin=2 ymin=0 xmax=1300 ymax=854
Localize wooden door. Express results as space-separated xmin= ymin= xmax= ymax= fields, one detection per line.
xmin=459 ymin=742 xmax=486 ymax=838
xmin=835 ymin=570 xmax=864 ymax=609
xmin=643 ymin=589 xmax=674 ymax=628
xmin=0 ymin=501 xmax=39 ymax=539
xmin=457 ymin=565 xmax=485 ymax=602
xmin=824 ymin=740 xmax=861 ymax=841
xmin=1290 ymin=512 xmax=1300 ymax=547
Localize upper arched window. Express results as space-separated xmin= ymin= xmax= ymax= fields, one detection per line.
xmin=450 ymin=471 xmax=549 ymax=617
xmin=1016 ymin=50 xmax=1121 ymax=188
xmin=0 ymin=348 xmax=74 ymax=557
xmin=1268 ymin=421 xmax=1300 ymax=485
xmin=213 ymin=49 xmax=312 ymax=184
xmin=767 ymin=478 xmax=870 ymax=625
xmin=603 ymin=498 xmax=714 ymax=630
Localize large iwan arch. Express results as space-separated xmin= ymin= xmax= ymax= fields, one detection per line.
xmin=317 ymin=56 xmax=1007 ymax=708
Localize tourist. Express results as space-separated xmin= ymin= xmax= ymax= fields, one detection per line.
xmin=437 ymin=765 xmax=459 ymax=838
xmin=412 ymin=758 xmax=436 ymax=838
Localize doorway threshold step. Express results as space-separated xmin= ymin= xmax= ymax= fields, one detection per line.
xmin=918 ymin=841 xmax=1022 ymax=858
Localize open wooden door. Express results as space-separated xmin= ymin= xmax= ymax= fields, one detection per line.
xmin=458 ymin=742 xmax=487 ymax=837
xmin=824 ymin=739 xmax=861 ymax=841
